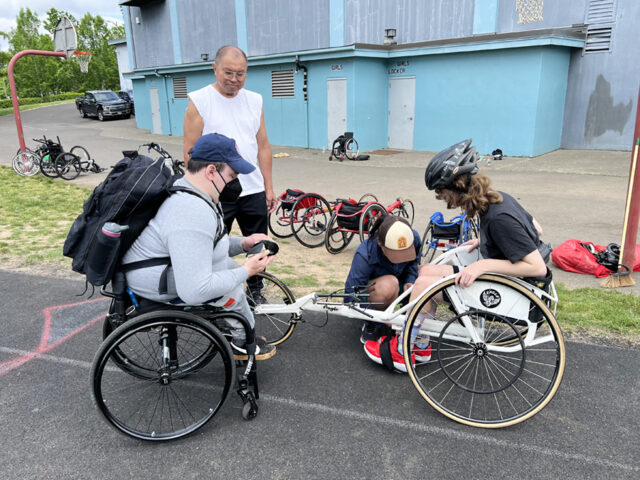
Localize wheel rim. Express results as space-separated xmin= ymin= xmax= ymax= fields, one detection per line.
xmin=394 ymin=199 xmax=415 ymax=226
xmin=325 ymin=213 xmax=354 ymax=254
xmin=56 ymin=153 xmax=81 ymax=180
xmin=359 ymin=203 xmax=385 ymax=242
xmin=13 ymin=151 xmax=40 ymax=176
xmin=404 ymin=275 xmax=565 ymax=428
xmin=93 ymin=315 xmax=233 ymax=440
xmin=291 ymin=194 xmax=332 ymax=248
xmin=268 ymin=204 xmax=295 ymax=238
xmin=246 ymin=272 xmax=297 ymax=345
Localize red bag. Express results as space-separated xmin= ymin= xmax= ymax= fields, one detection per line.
xmin=552 ymin=239 xmax=640 ymax=278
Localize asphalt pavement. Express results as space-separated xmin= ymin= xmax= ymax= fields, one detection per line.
xmin=1 ymin=104 xmax=640 ymax=479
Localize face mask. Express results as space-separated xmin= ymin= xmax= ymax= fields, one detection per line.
xmin=213 ymin=172 xmax=243 ymax=203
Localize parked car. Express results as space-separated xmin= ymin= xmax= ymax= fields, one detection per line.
xmin=117 ymin=90 xmax=135 ymax=115
xmin=75 ymin=90 xmax=132 ymax=121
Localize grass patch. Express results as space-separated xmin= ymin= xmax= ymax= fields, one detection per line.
xmin=556 ymin=284 xmax=640 ymax=336
xmin=0 ymin=165 xmax=89 ymax=267
xmin=0 ymin=99 xmax=76 ymax=117
xmin=281 ymin=275 xmax=320 ymax=288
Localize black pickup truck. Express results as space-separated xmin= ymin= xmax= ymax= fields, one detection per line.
xmin=76 ymin=90 xmax=132 ymax=121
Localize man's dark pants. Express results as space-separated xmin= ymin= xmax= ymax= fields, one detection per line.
xmin=222 ymin=191 xmax=268 ymax=291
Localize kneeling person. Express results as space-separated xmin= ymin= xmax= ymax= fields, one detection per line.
xmin=344 ymin=215 xmax=421 ymax=345
xmin=122 ymin=133 xmax=276 ymax=359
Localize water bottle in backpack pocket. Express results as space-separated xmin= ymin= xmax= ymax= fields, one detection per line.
xmin=85 ymin=222 xmax=130 ymax=286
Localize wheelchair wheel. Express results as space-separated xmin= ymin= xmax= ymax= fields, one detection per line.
xmin=420 ymin=221 xmax=438 ymax=263
xmin=393 ymin=198 xmax=415 ymax=226
xmin=55 ymin=152 xmax=81 ymax=180
xmin=39 ymin=154 xmax=60 ymax=178
xmin=268 ymin=203 xmax=295 ymax=238
xmin=402 ymin=274 xmax=565 ymax=428
xmin=70 ymin=146 xmax=91 ymax=167
xmin=12 ymin=150 xmax=40 ymax=177
xmin=246 ymin=272 xmax=297 ymax=346
xmin=290 ymin=193 xmax=332 ymax=248
xmin=331 ymin=138 xmax=343 ymax=161
xmin=91 ymin=311 xmax=234 ymax=441
xmin=345 ymin=138 xmax=359 ymax=160
xmin=325 ymin=213 xmax=355 ymax=254
xmin=358 ymin=203 xmax=386 ymax=242
xmin=357 ymin=193 xmax=378 ymax=204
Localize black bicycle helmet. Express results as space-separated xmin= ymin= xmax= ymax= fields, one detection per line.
xmin=425 ymin=139 xmax=479 ymax=190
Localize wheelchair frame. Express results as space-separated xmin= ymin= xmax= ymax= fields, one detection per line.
xmin=420 ymin=211 xmax=479 ymax=263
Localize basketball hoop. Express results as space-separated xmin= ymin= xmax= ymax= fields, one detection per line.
xmin=73 ymin=51 xmax=92 ymax=73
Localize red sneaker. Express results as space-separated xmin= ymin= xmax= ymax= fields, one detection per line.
xmin=364 ymin=335 xmax=414 ymax=373
xmin=414 ymin=343 xmax=432 ymax=363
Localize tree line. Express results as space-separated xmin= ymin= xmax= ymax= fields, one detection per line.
xmin=0 ymin=7 xmax=125 ymax=98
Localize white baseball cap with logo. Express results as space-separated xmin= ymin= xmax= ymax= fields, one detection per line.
xmin=377 ymin=216 xmax=416 ymax=263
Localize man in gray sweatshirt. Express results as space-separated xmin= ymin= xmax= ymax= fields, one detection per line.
xmin=122 ymin=133 xmax=276 ymax=359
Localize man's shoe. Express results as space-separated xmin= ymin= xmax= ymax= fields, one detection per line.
xmin=232 ymin=337 xmax=276 ymax=361
xmin=364 ymin=335 xmax=412 ymax=373
xmin=360 ymin=321 xmax=382 ymax=344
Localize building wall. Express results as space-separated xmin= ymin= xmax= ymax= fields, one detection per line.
xmin=178 ymin=0 xmax=237 ymax=64
xmin=246 ymin=0 xmax=330 ymax=56
xmin=114 ymin=44 xmax=133 ymax=92
xmin=496 ymin=0 xmax=587 ymax=32
xmin=127 ymin=3 xmax=174 ymax=68
xmin=345 ymin=0 xmax=475 ymax=44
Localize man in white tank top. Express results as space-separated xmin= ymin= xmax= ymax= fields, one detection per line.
xmin=183 ymin=46 xmax=275 ymax=299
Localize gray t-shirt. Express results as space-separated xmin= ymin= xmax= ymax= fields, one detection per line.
xmin=122 ymin=177 xmax=248 ymax=304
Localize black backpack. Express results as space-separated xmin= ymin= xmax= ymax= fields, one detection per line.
xmin=63 ymin=154 xmax=177 ymax=287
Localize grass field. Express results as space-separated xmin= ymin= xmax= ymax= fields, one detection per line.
xmin=1 ymin=165 xmax=638 ymax=343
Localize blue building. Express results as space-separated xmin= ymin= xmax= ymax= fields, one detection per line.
xmin=118 ymin=0 xmax=638 ymax=157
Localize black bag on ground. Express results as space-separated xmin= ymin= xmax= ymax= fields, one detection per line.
xmin=63 ymin=154 xmax=175 ymax=286
xmin=595 ymin=243 xmax=620 ymax=272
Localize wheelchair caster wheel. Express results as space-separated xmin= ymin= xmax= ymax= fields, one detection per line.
xmin=242 ymin=398 xmax=258 ymax=420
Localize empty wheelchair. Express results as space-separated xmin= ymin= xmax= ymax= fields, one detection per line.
xmin=420 ymin=211 xmax=479 ymax=263
xmin=91 ymin=271 xmax=289 ymax=441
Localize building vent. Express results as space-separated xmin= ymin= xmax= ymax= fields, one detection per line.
xmin=173 ymin=77 xmax=188 ymax=98
xmin=584 ymin=0 xmax=616 ymax=54
xmin=271 ymin=70 xmax=294 ymax=98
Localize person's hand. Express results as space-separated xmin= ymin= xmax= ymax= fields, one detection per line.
xmin=266 ymin=188 xmax=277 ymax=214
xmin=243 ymin=250 xmax=272 ymax=277
xmin=462 ymin=238 xmax=480 ymax=252
xmin=242 ymin=233 xmax=271 ymax=252
xmin=454 ymin=262 xmax=485 ymax=288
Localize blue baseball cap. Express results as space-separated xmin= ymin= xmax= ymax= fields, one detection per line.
xmin=190 ymin=133 xmax=255 ymax=174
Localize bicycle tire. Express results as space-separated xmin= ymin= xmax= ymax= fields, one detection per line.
xmin=91 ymin=311 xmax=234 ymax=441
xmin=358 ymin=203 xmax=386 ymax=242
xmin=325 ymin=213 xmax=354 ymax=254
xmin=55 ymin=152 xmax=81 ymax=180
xmin=345 ymin=138 xmax=360 ymax=160
xmin=393 ymin=198 xmax=415 ymax=226
xmin=12 ymin=150 xmax=40 ymax=177
xmin=290 ymin=193 xmax=332 ymax=248
xmin=402 ymin=274 xmax=565 ymax=428
xmin=246 ymin=272 xmax=297 ymax=346
xmin=268 ymin=203 xmax=295 ymax=238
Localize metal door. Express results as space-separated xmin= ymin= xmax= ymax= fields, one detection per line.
xmin=149 ymin=87 xmax=162 ymax=134
xmin=327 ymin=78 xmax=347 ymax=149
xmin=388 ymin=77 xmax=415 ymax=150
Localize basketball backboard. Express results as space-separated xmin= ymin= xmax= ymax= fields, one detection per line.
xmin=53 ymin=17 xmax=77 ymax=59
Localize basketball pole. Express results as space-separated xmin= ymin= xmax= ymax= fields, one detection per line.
xmin=8 ymin=50 xmax=67 ymax=153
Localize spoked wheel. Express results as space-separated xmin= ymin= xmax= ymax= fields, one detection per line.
xmin=464 ymin=216 xmax=480 ymax=242
xmin=330 ymin=138 xmax=343 ymax=161
xmin=268 ymin=203 xmax=295 ymax=238
xmin=91 ymin=311 xmax=235 ymax=441
xmin=70 ymin=146 xmax=91 ymax=170
xmin=402 ymin=274 xmax=565 ymax=428
xmin=39 ymin=154 xmax=60 ymax=178
xmin=290 ymin=193 xmax=332 ymax=248
xmin=345 ymin=138 xmax=360 ymax=160
xmin=393 ymin=198 xmax=415 ymax=226
xmin=357 ymin=193 xmax=378 ymax=204
xmin=420 ymin=221 xmax=439 ymax=264
xmin=246 ymin=272 xmax=297 ymax=346
xmin=12 ymin=150 xmax=40 ymax=177
xmin=55 ymin=152 xmax=81 ymax=180
xmin=358 ymin=202 xmax=386 ymax=242
xmin=325 ymin=213 xmax=355 ymax=254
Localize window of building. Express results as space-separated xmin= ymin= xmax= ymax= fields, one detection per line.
xmin=584 ymin=0 xmax=616 ymax=54
xmin=271 ymin=70 xmax=295 ymax=98
xmin=173 ymin=77 xmax=188 ymax=98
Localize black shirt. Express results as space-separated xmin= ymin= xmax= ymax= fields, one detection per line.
xmin=479 ymin=192 xmax=539 ymax=263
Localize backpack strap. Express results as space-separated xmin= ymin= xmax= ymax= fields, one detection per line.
xmin=121 ymin=187 xmax=226 ymax=294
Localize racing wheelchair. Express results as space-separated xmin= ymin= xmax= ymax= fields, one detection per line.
xmin=91 ymin=270 xmax=294 ymax=441
xmin=420 ymin=211 xmax=479 ymax=263
xmin=251 ymin=245 xmax=564 ymax=428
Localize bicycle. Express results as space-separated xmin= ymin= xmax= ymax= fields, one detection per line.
xmin=55 ymin=146 xmax=104 ymax=180
xmin=250 ymin=244 xmax=564 ymax=429
xmin=328 ymin=131 xmax=359 ymax=161
xmin=325 ymin=197 xmax=415 ymax=254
